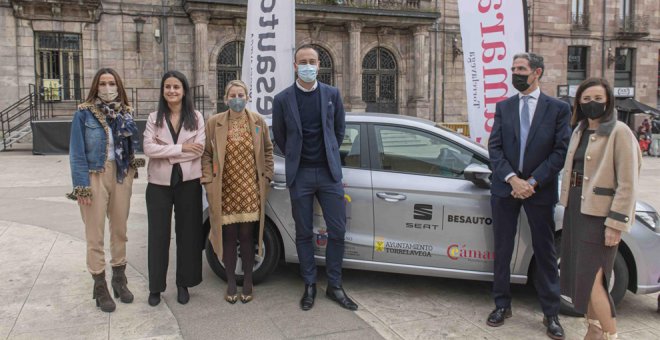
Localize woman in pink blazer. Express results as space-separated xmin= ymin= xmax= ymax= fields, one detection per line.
xmin=143 ymin=71 xmax=205 ymax=306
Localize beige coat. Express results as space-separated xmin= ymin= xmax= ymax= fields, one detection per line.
xmin=559 ymin=115 xmax=642 ymax=232
xmin=201 ymin=110 xmax=274 ymax=260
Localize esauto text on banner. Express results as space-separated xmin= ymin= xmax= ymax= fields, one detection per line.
xmin=241 ymin=0 xmax=295 ymax=116
xmin=458 ymin=0 xmax=527 ymax=145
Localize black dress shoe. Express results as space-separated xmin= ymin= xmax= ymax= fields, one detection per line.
xmin=300 ymin=283 xmax=316 ymax=311
xmin=486 ymin=307 xmax=512 ymax=327
xmin=148 ymin=292 xmax=161 ymax=306
xmin=177 ymin=286 xmax=190 ymax=305
xmin=325 ymin=285 xmax=358 ymax=311
xmin=543 ymin=315 xmax=565 ymax=340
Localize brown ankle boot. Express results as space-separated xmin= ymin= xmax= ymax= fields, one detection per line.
xmin=111 ymin=264 xmax=134 ymax=303
xmin=92 ymin=272 xmax=116 ymax=312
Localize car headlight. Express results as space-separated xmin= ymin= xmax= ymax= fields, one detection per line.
xmin=636 ymin=211 xmax=659 ymax=232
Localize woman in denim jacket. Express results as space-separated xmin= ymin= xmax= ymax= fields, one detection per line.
xmin=67 ymin=68 xmax=144 ymax=313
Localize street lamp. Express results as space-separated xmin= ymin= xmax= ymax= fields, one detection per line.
xmin=607 ymin=47 xmax=628 ymax=69
xmin=452 ymin=35 xmax=463 ymax=63
xmin=133 ymin=17 xmax=146 ymax=53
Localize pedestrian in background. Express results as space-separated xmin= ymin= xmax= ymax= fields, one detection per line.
xmin=143 ymin=71 xmax=205 ymax=307
xmin=202 ymin=80 xmax=273 ymax=304
xmin=68 ymin=68 xmax=143 ymax=313
xmin=559 ymin=78 xmax=641 ymax=340
xmin=487 ymin=52 xmax=571 ymax=339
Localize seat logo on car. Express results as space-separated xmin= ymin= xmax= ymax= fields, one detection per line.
xmin=413 ymin=204 xmax=433 ymax=220
xmin=407 ymin=204 xmax=441 ymax=230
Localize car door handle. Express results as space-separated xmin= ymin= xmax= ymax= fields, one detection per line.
xmin=270 ymin=181 xmax=287 ymax=190
xmin=376 ymin=192 xmax=407 ymax=202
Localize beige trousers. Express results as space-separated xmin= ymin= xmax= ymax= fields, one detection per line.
xmin=79 ymin=161 xmax=134 ymax=274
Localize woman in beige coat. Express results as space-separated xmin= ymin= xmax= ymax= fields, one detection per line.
xmin=201 ymin=80 xmax=273 ymax=304
xmin=559 ymin=78 xmax=641 ymax=340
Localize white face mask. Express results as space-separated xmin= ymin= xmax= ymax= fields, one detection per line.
xmin=98 ymin=86 xmax=118 ymax=102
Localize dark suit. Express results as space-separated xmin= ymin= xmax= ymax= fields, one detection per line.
xmin=488 ymin=91 xmax=571 ymax=316
xmin=272 ymin=82 xmax=346 ymax=286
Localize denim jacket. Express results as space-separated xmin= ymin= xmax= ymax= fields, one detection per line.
xmin=67 ymin=103 xmax=142 ymax=200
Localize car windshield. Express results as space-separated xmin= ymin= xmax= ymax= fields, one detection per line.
xmin=434 ymin=124 xmax=486 ymax=151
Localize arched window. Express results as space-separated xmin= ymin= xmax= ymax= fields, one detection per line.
xmin=311 ymin=44 xmax=334 ymax=86
xmin=362 ymin=47 xmax=398 ymax=114
xmin=216 ymin=41 xmax=244 ymax=112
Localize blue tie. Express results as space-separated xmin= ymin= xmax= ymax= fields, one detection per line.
xmin=518 ymin=96 xmax=531 ymax=173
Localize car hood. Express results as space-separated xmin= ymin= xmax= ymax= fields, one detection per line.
xmin=636 ymin=200 xmax=657 ymax=212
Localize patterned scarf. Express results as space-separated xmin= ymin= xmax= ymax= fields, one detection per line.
xmin=96 ymin=99 xmax=139 ymax=184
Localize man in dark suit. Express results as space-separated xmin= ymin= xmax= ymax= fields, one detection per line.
xmin=487 ymin=52 xmax=571 ymax=339
xmin=272 ymin=45 xmax=357 ymax=311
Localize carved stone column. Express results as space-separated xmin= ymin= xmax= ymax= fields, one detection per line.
xmin=413 ymin=25 xmax=428 ymax=100
xmin=346 ymin=21 xmax=366 ymax=112
xmin=191 ymin=11 xmax=210 ymax=87
xmin=409 ymin=25 xmax=430 ymax=118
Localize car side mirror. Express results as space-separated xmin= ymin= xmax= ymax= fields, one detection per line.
xmin=464 ymin=163 xmax=492 ymax=189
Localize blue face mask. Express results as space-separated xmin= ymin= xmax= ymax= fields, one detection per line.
xmin=228 ymin=97 xmax=246 ymax=113
xmin=297 ymin=64 xmax=318 ymax=83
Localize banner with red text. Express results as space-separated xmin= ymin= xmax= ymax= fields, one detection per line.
xmin=458 ymin=0 xmax=527 ymax=145
xmin=241 ymin=0 xmax=295 ymax=115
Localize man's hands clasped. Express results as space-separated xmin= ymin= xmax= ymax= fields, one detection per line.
xmin=509 ymin=176 xmax=535 ymax=200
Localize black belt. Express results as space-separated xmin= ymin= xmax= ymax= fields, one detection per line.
xmin=570 ymin=171 xmax=583 ymax=187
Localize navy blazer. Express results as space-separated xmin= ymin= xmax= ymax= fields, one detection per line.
xmin=272 ymin=82 xmax=346 ymax=186
xmin=488 ymin=92 xmax=571 ymax=205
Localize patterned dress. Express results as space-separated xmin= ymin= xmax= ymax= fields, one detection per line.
xmin=220 ymin=113 xmax=260 ymax=225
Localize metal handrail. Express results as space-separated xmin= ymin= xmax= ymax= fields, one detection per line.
xmin=296 ymin=0 xmax=421 ymax=9
xmin=617 ymin=15 xmax=649 ymax=33
xmin=1 ymin=90 xmax=35 ymax=150
xmin=24 ymin=85 xmax=207 ymax=121
xmin=571 ymin=13 xmax=590 ymax=30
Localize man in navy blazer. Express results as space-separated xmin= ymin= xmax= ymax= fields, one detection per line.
xmin=272 ymin=45 xmax=357 ymax=311
xmin=487 ymin=53 xmax=571 ymax=340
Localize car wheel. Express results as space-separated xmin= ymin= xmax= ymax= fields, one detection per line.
xmin=556 ymin=234 xmax=629 ymax=317
xmin=205 ymin=219 xmax=281 ymax=285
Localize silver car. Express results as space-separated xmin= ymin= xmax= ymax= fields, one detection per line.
xmin=203 ymin=112 xmax=660 ymax=316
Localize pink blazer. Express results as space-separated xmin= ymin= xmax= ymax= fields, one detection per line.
xmin=143 ymin=110 xmax=206 ymax=186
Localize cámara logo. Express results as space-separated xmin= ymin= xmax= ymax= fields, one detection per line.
xmin=447 ymin=244 xmax=495 ymax=261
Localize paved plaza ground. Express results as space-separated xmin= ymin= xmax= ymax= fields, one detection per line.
xmin=0 ymin=146 xmax=658 ymax=339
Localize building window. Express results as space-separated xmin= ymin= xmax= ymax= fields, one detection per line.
xmin=35 ymin=32 xmax=83 ymax=101
xmin=567 ymin=46 xmax=588 ymax=85
xmin=619 ymin=0 xmax=634 ymax=19
xmin=614 ymin=48 xmax=634 ymax=87
xmin=311 ymin=44 xmax=334 ymax=86
xmin=571 ymin=0 xmax=589 ymax=29
xmin=216 ymin=41 xmax=244 ymax=112
xmin=362 ymin=47 xmax=398 ymax=114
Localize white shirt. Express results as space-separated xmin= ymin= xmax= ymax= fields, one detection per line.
xmin=107 ymin=130 xmax=115 ymax=161
xmin=505 ymin=87 xmax=541 ymax=183
xmin=295 ymin=79 xmax=318 ymax=92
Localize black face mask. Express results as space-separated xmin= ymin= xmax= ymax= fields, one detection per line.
xmin=580 ymin=101 xmax=607 ymax=120
xmin=512 ymin=73 xmax=531 ymax=92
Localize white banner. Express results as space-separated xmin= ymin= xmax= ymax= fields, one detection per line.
xmin=458 ymin=1 xmax=527 ymax=145
xmin=241 ymin=0 xmax=295 ymax=115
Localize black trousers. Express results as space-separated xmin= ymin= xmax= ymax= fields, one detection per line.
xmin=491 ymin=195 xmax=561 ymax=316
xmin=146 ymin=179 xmax=203 ymax=293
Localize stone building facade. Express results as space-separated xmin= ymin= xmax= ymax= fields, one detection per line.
xmin=0 ymin=0 xmax=658 ymax=124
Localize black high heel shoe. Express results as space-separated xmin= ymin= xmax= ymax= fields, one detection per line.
xmin=177 ymin=286 xmax=189 ymax=305
xmin=148 ymin=292 xmax=161 ymax=307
